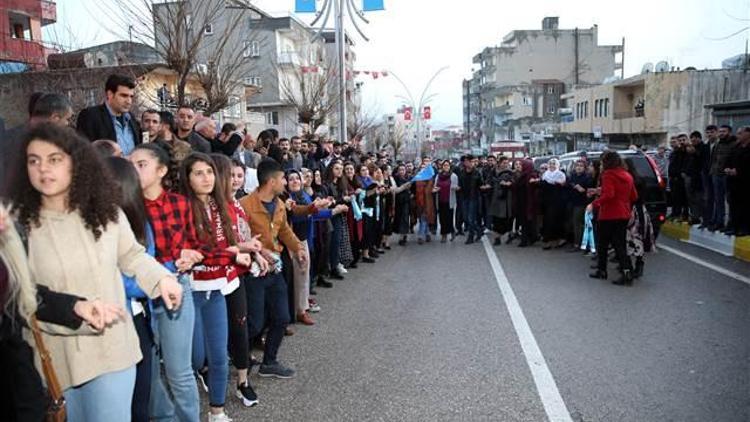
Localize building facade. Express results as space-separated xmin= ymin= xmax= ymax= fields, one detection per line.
xmin=560 ymin=69 xmax=750 ymax=149
xmin=465 ymin=16 xmax=622 ymax=149
xmin=0 ymin=0 xmax=57 ymax=71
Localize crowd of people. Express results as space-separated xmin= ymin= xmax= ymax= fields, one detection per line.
xmin=0 ymin=73 xmax=747 ymax=422
xmin=652 ymin=125 xmax=750 ymax=237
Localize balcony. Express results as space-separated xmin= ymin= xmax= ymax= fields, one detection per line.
xmin=0 ymin=38 xmax=46 ymax=67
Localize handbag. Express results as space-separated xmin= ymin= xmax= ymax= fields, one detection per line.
xmin=30 ymin=315 xmax=67 ymax=422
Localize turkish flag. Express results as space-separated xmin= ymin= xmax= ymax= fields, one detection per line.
xmin=372 ymin=72 xmax=379 ymax=79
xmin=404 ymin=107 xmax=413 ymax=121
xmin=423 ymin=106 xmax=431 ymax=120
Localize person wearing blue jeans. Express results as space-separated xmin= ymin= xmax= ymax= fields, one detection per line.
xmin=462 ymin=197 xmax=480 ymax=241
xmin=328 ymin=214 xmax=344 ymax=279
xmin=149 ymin=273 xmax=200 ymax=422
xmin=192 ymin=290 xmax=229 ymax=408
xmin=64 ymin=366 xmax=136 ymax=421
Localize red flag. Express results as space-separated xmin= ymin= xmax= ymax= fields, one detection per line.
xmin=372 ymin=72 xmax=379 ymax=79
xmin=423 ymin=106 xmax=431 ymax=120
xmin=381 ymin=70 xmax=389 ymax=77
xmin=404 ymin=107 xmax=413 ymax=121
xmin=301 ymin=66 xmax=309 ymax=73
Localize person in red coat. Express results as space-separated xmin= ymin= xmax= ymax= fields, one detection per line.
xmin=588 ymin=151 xmax=638 ymax=285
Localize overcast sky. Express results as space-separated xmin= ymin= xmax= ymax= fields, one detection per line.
xmin=59 ymin=0 xmax=749 ymax=128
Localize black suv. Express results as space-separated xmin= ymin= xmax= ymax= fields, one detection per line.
xmin=558 ymin=150 xmax=668 ymax=236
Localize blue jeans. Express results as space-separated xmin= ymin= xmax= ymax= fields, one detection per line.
xmin=192 ymin=290 xmax=229 ymax=407
xmin=711 ymin=175 xmax=727 ymax=227
xmin=65 ymin=365 xmax=136 ymax=421
xmin=150 ymin=274 xmax=200 ymax=422
xmin=462 ymin=197 xmax=480 ymax=237
xmin=418 ymin=215 xmax=429 ymax=239
xmin=245 ymin=272 xmax=290 ymax=365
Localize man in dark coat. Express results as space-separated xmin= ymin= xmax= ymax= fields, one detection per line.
xmin=76 ymin=74 xmax=142 ymax=155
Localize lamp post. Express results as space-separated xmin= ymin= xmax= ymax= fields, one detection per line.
xmin=296 ymin=0 xmax=384 ymax=143
xmin=388 ymin=66 xmax=448 ymax=159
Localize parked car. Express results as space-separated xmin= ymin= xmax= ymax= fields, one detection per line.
xmin=558 ymin=150 xmax=667 ymax=236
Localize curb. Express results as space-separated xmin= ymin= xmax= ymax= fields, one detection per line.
xmin=661 ymin=221 xmax=750 ymax=263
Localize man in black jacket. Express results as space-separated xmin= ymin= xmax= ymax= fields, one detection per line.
xmin=76 ymin=74 xmax=142 ymax=155
xmin=212 ymin=122 xmax=242 ymax=157
xmin=459 ymin=154 xmax=483 ymax=244
xmin=174 ymin=105 xmax=211 ymax=153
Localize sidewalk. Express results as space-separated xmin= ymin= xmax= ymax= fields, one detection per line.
xmin=661 ymin=221 xmax=750 ymax=262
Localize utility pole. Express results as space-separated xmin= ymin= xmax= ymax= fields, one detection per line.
xmin=334 ymin=0 xmax=347 ymax=143
xmin=621 ymin=37 xmax=625 ymax=79
xmin=574 ymin=27 xmax=579 ymax=85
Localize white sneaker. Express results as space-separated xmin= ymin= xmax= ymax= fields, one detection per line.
xmin=208 ymin=412 xmax=233 ymax=422
xmin=337 ymin=263 xmax=348 ymax=274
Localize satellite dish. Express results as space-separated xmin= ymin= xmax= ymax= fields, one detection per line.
xmin=641 ymin=63 xmax=654 ymax=74
xmin=655 ymin=61 xmax=669 ymax=72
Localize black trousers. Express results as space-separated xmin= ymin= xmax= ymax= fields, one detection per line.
xmin=597 ymin=219 xmax=631 ymax=272
xmin=438 ymin=201 xmax=454 ymax=235
xmin=132 ymin=313 xmax=153 ymax=422
xmin=226 ymin=278 xmax=249 ymax=370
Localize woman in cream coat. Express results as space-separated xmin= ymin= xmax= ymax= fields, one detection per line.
xmin=10 ymin=124 xmax=182 ymax=421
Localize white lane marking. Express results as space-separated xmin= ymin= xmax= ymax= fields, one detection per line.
xmin=659 ymin=244 xmax=750 ymax=286
xmin=481 ymin=237 xmax=573 ymax=422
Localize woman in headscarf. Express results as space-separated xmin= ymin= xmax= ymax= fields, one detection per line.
xmin=512 ymin=159 xmax=540 ymax=247
xmin=434 ymin=160 xmax=458 ymax=243
xmin=540 ymin=158 xmax=568 ymax=249
xmin=488 ymin=156 xmax=515 ymax=245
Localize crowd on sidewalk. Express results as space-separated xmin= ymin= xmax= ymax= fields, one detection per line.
xmin=1 ymin=73 xmax=748 ymax=422
xmin=653 ymin=125 xmax=750 ymax=237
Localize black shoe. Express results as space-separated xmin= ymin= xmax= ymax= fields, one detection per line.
xmin=589 ymin=270 xmax=607 ymax=280
xmin=384 ymin=245 xmax=392 ymax=250
xmin=612 ymin=270 xmax=633 ymax=286
xmin=236 ymin=381 xmax=259 ymax=407
xmin=309 ymin=288 xmax=318 ymax=295
xmin=456 ymin=231 xmax=465 ymax=237
xmin=258 ymin=362 xmax=295 ymax=379
xmin=398 ymin=238 xmax=407 ymax=246
xmin=518 ymin=241 xmax=528 ymax=248
xmin=362 ymin=257 xmax=375 ymax=263
xmin=493 ymin=237 xmax=502 ymax=246
xmin=724 ymin=229 xmax=736 ymax=236
xmin=590 ymin=264 xmax=600 ymax=269
xmin=317 ymin=277 xmax=334 ymax=287
xmin=465 ymin=236 xmax=475 ymax=245
xmin=348 ymin=263 xmax=358 ymax=269
xmin=633 ymin=259 xmax=644 ymax=279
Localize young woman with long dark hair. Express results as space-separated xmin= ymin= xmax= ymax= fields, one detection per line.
xmin=11 ymin=124 xmax=182 ymax=421
xmin=322 ymin=160 xmax=349 ymax=279
xmin=179 ymin=153 xmax=252 ymax=421
xmin=588 ymin=151 xmax=638 ymax=285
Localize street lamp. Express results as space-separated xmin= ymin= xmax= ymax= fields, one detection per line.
xmin=295 ymin=0 xmax=384 ymax=143
xmin=388 ymin=66 xmax=448 ymax=159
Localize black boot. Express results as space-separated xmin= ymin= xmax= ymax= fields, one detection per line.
xmin=612 ymin=269 xmax=633 ymax=286
xmin=465 ymin=234 xmax=475 ymax=245
xmin=589 ymin=269 xmax=607 ymax=279
xmin=633 ymin=258 xmax=644 ymax=279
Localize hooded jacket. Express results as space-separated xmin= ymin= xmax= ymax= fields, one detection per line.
xmin=592 ymin=167 xmax=638 ymax=221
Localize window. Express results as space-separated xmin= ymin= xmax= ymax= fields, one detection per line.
xmin=265 ymin=111 xmax=279 ymax=125
xmin=584 ymin=101 xmax=588 ymax=118
xmin=522 ymin=96 xmax=531 ymax=106
xmin=244 ymin=76 xmax=262 ymax=87
xmin=604 ymin=98 xmax=609 ymax=117
xmin=547 ymin=86 xmax=555 ymax=94
xmin=243 ymin=41 xmax=260 ymax=58
xmin=594 ymin=100 xmax=599 ymax=117
xmin=185 ymin=14 xmax=192 ymax=28
xmin=547 ymin=105 xmax=555 ymax=114
xmin=204 ymin=24 xmax=213 ymax=35
xmin=196 ymin=63 xmax=208 ymax=74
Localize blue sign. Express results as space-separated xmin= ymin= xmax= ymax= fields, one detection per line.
xmin=362 ymin=0 xmax=384 ymax=11
xmin=295 ymin=0 xmax=316 ymax=13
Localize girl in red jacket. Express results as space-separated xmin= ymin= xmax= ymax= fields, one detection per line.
xmin=588 ymin=151 xmax=638 ymax=285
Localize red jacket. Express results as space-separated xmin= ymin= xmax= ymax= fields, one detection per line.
xmin=592 ymin=167 xmax=638 ymax=221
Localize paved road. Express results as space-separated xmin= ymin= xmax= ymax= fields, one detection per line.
xmin=212 ymin=234 xmax=750 ymax=422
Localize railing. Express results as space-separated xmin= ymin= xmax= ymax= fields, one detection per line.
xmin=0 ymin=38 xmax=46 ymax=66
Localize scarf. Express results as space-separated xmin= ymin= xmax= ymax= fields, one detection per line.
xmin=542 ymin=169 xmax=566 ymax=185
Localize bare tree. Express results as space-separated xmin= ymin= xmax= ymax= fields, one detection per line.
xmin=99 ymin=0 xmax=255 ymax=111
xmin=277 ymin=51 xmax=341 ymax=136
xmin=387 ymin=121 xmax=407 ymax=160
xmin=347 ymin=100 xmax=379 ymax=144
